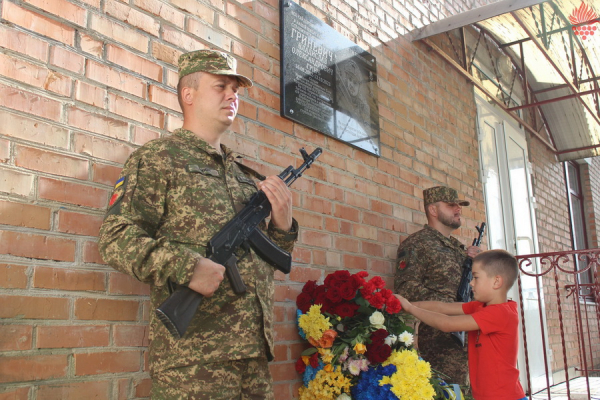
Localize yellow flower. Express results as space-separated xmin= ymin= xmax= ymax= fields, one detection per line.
xmin=298 ymin=305 xmax=332 ymax=342
xmin=324 ymin=363 xmax=334 ymax=372
xmin=353 ymin=343 xmax=367 ymax=354
xmin=380 ymin=349 xmax=435 ymax=399
xmin=318 ymin=348 xmax=334 ymax=363
xmin=301 ymin=355 xmax=310 ymax=365
xmin=298 ymin=367 xmax=352 ymax=400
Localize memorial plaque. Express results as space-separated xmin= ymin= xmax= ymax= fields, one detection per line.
xmin=280 ymin=0 xmax=380 ymax=156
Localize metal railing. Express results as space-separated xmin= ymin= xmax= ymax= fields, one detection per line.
xmin=516 ymin=249 xmax=600 ymax=399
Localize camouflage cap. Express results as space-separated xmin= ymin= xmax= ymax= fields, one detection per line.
xmin=423 ymin=186 xmax=470 ymax=207
xmin=178 ymin=49 xmax=253 ymax=87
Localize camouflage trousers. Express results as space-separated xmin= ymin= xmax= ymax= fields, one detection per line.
xmin=150 ymin=357 xmax=274 ymax=400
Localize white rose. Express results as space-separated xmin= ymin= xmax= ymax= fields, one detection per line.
xmin=369 ymin=311 xmax=385 ymax=328
xmin=337 ymin=394 xmax=352 ymax=400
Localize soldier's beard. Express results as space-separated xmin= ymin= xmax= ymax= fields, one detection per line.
xmin=439 ymin=213 xmax=461 ymax=230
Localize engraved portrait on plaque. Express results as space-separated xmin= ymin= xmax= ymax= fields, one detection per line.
xmin=280 ymin=0 xmax=380 ymax=156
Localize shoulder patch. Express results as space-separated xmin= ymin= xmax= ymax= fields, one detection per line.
xmin=107 ymin=176 xmax=127 ymax=216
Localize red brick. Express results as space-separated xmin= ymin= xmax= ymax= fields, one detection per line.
xmin=269 ymin=360 xmax=297 ymax=381
xmin=218 ymin=17 xmax=257 ymax=46
xmin=226 ymin=2 xmax=261 ymax=32
xmin=0 ymin=168 xmax=34 ymax=197
xmin=89 ymin=14 xmax=148 ymax=53
xmin=149 ymin=85 xmax=179 ymax=112
xmin=0 ymin=264 xmax=28 ymax=289
xmin=0 ymin=200 xmax=51 ymax=230
xmin=135 ymin=378 xmax=152 ymax=397
xmin=151 ymin=41 xmax=180 ymax=65
xmin=83 ymin=240 xmax=106 ymax=264
xmin=74 ymin=133 xmax=134 ymax=164
xmin=134 ymin=0 xmax=185 ymax=28
xmin=343 ymin=254 xmax=368 ymax=270
xmin=58 ymin=210 xmax=103 ymax=237
xmin=75 ymin=81 xmax=106 ymax=107
xmin=75 ymin=298 xmax=139 ymax=321
xmin=0 ymin=230 xmax=76 ymax=262
xmin=291 ymin=246 xmax=311 ymax=264
xmin=50 ymin=45 xmax=85 ymax=74
xmin=80 ymin=33 xmax=103 ymax=58
xmin=162 ymin=25 xmax=204 ymax=54
xmin=109 ymin=272 xmax=150 ymax=295
xmin=0 ymin=354 xmax=68 ymax=383
xmin=232 ymin=42 xmax=270 ymax=72
xmin=86 ymin=60 xmax=146 ymax=98
xmin=273 ymin=323 xmax=301 ymax=342
xmin=169 ymin=0 xmax=214 ymax=22
xmin=36 ymin=381 xmax=111 ymax=399
xmin=2 ymin=2 xmax=75 ymax=46
xmin=0 ymin=324 xmax=33 ymax=351
xmin=92 ymin=163 xmax=122 ymax=186
xmin=113 ymin=325 xmax=150 ymax=347
xmin=0 ymin=84 xmax=62 ymax=122
xmin=23 ymin=0 xmax=87 ymax=26
xmin=15 ymin=145 xmax=88 ymax=180
xmin=0 ymin=109 xmax=69 ymax=148
xmin=37 ymin=325 xmax=110 ymax=349
xmin=133 ymin=126 xmax=160 ymax=146
xmin=107 ymin=44 xmax=162 ymax=82
xmin=288 ymin=266 xmax=322 ymax=283
xmin=38 ymin=177 xmax=108 ymax=209
xmin=0 ymin=24 xmax=49 ymax=61
xmin=299 ymin=230 xmax=332 ymax=248
xmin=108 ymin=93 xmax=165 ymax=128
xmin=105 ymin=0 xmax=160 ymax=36
xmin=68 ymin=107 xmax=128 ymax=140
xmin=333 ymin=204 xmax=360 ymax=222
xmin=0 ymin=295 xmax=69 ymax=319
xmin=274 ymin=284 xmax=301 ymax=302
xmin=75 ymin=351 xmax=141 ymax=375
xmin=0 ymin=387 xmax=30 ymax=400
xmin=33 ymin=266 xmax=106 ymax=291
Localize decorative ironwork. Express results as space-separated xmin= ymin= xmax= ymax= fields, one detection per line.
xmin=516 ymin=249 xmax=600 ymax=399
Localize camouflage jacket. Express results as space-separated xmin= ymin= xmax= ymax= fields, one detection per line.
xmin=394 ymin=224 xmax=469 ymax=385
xmin=98 ymin=129 xmax=298 ymax=374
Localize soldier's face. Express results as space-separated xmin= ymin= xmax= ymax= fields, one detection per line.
xmin=191 ymin=73 xmax=240 ymax=127
xmin=434 ymin=202 xmax=462 ymax=229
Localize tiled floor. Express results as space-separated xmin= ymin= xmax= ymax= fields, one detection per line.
xmin=531 ymin=377 xmax=600 ymax=399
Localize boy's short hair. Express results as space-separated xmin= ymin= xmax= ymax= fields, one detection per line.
xmin=473 ymin=249 xmax=519 ymax=289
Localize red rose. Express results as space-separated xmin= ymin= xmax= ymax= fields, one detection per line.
xmin=339 ymin=281 xmax=357 ymax=301
xmin=370 ymin=328 xmax=389 ymax=344
xmin=314 ymin=291 xmax=328 ymax=307
xmin=296 ymin=292 xmax=313 ymax=313
xmin=368 ymin=291 xmax=386 ymax=309
xmin=360 ymin=282 xmax=376 ymax=300
xmin=369 ymin=275 xmax=386 ymax=289
xmin=352 ymin=271 xmax=368 ymax=287
xmin=385 ymin=295 xmax=402 ymax=314
xmin=325 ymin=286 xmax=343 ymax=304
xmin=366 ymin=343 xmax=392 ymax=364
xmin=295 ymin=357 xmax=306 ymax=374
xmin=302 ymin=280 xmax=318 ymax=296
xmin=334 ymin=301 xmax=359 ymax=318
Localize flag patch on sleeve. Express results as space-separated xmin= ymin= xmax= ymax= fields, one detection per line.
xmin=107 ymin=176 xmax=127 ymax=215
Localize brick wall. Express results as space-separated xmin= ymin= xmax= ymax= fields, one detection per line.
xmin=0 ymin=0 xmax=498 ymax=398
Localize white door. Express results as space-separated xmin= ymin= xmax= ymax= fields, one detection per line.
xmin=477 ymin=97 xmax=551 ymax=394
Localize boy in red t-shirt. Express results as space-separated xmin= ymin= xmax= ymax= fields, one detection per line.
xmin=395 ymin=249 xmax=527 ymax=400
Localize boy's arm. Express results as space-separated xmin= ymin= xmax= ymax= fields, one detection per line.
xmin=396 ymin=295 xmax=480 ymax=333
xmin=412 ymin=301 xmax=466 ymax=315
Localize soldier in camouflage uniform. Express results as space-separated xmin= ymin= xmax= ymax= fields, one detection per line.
xmin=98 ymin=50 xmax=298 ymax=399
xmin=395 ymin=186 xmax=480 ymax=391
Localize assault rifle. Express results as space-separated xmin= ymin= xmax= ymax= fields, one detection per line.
xmin=156 ymin=147 xmax=323 ymax=339
xmin=451 ymin=222 xmax=486 ymax=347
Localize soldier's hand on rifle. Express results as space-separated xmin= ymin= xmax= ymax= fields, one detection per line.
xmin=466 ymin=245 xmax=481 ymax=258
xmin=257 ymin=175 xmax=293 ymax=231
xmin=188 ymin=258 xmax=226 ymax=297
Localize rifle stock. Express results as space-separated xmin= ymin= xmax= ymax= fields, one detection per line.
xmin=451 ymin=222 xmax=486 ymax=347
xmin=156 ymin=147 xmax=322 ymax=339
